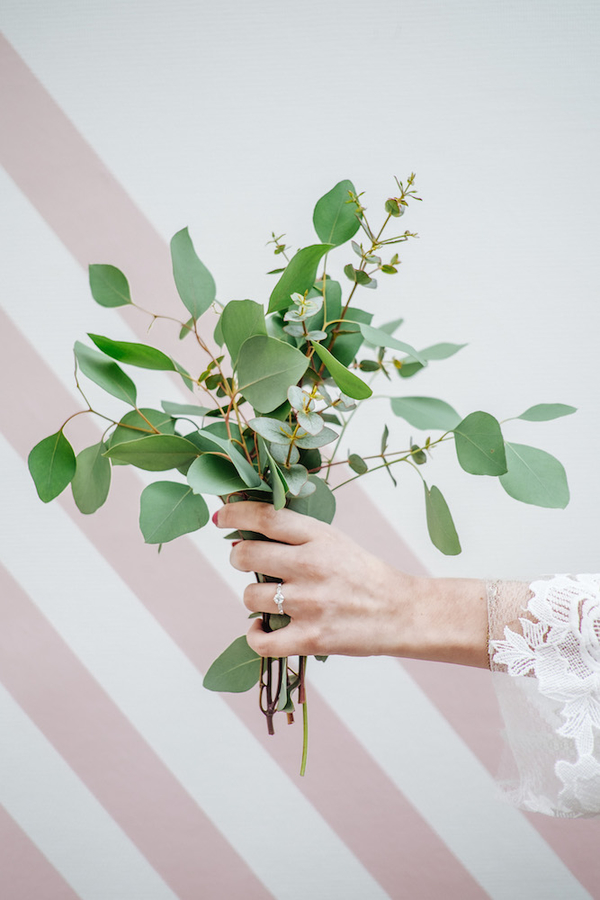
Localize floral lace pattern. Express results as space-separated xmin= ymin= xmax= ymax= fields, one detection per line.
xmin=489 ymin=574 xmax=600 ymax=817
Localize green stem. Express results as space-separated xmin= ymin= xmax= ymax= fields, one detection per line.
xmin=299 ymin=656 xmax=308 ymax=777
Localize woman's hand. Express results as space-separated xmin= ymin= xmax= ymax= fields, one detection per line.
xmin=215 ymin=501 xmax=489 ymax=668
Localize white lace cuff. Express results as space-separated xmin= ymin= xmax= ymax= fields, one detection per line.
xmin=487 ymin=575 xmax=600 ymax=817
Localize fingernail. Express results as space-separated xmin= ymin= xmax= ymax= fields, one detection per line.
xmin=212 ymin=510 xmax=219 ymax=525
xmin=231 ymin=540 xmax=242 ymax=547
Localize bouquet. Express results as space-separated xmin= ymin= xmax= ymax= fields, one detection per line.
xmin=28 ymin=176 xmax=574 ymax=772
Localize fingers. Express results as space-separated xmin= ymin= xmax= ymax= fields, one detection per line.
xmin=230 ymin=539 xmax=299 ymax=579
xmin=246 ymin=617 xmax=320 ymax=658
xmin=243 ymin=580 xmax=304 ymax=616
xmin=215 ymin=501 xmax=325 ymax=546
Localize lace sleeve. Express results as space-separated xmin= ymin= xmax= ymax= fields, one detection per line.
xmin=487 ymin=575 xmax=600 ymax=817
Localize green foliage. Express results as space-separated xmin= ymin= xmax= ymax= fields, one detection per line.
xmin=310 ymin=342 xmax=372 ymax=400
xmin=170 ymin=227 xmax=216 ymax=320
xmin=288 ymin=476 xmax=336 ymax=523
xmin=88 ymin=334 xmax=176 ymax=371
xmin=356 ymin=323 xmax=426 ymax=365
xmin=268 ymin=244 xmax=333 ymax=314
xmin=424 ymin=483 xmax=461 ymax=556
xmin=203 ymin=636 xmax=262 ymax=692
xmin=391 ymin=396 xmax=461 ymax=431
xmin=313 ymin=180 xmax=361 ymax=246
xmin=89 ymin=264 xmax=132 ymax=307
xmin=453 ymin=412 xmax=507 ymax=476
xmin=516 ymin=403 xmax=577 ymax=422
xmin=75 ymin=341 xmax=138 ymax=406
xmin=348 ymin=453 xmax=368 ymax=474
xmin=397 ymin=342 xmax=467 ymax=378
xmin=71 ymin=442 xmax=111 ymax=513
xmin=139 ymin=481 xmax=209 ymax=543
xmin=221 ymin=300 xmax=267 ymax=365
xmin=187 ymin=454 xmax=252 ymax=496
xmin=29 ymin=431 xmax=76 ymax=502
xmin=499 ymin=443 xmax=570 ymax=508
xmin=104 ymin=434 xmax=200 ymax=470
xmin=237 ymin=335 xmax=309 ymax=412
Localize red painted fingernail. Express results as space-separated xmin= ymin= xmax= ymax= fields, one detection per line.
xmin=231 ymin=540 xmax=242 ymax=547
xmin=212 ymin=510 xmax=219 ymax=525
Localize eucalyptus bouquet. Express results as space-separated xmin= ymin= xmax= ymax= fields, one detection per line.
xmin=29 ymin=177 xmax=574 ymax=773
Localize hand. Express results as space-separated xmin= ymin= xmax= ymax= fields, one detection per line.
xmin=215 ymin=501 xmax=489 ymax=667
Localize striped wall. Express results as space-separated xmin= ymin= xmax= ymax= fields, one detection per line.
xmin=2 ymin=4 xmax=600 ymax=897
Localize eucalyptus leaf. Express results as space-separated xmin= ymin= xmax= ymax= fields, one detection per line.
xmin=453 ymin=412 xmax=507 ymax=476
xmin=237 ymin=335 xmax=309 ymax=413
xmin=139 ymin=481 xmax=209 ymax=543
xmin=281 ymin=464 xmax=309 ymax=495
xmin=28 ymin=431 xmax=76 ymax=502
xmin=268 ymin=244 xmax=333 ymax=314
xmin=221 ymin=300 xmax=267 ymax=365
xmin=249 ymin=417 xmax=295 ymax=444
xmin=329 ymin=307 xmax=373 ymax=366
xmin=87 ymin=334 xmax=176 ymax=371
xmin=313 ymin=179 xmax=360 ymax=246
xmin=265 ymin=448 xmax=288 ymax=510
xmin=499 ymin=443 xmax=570 ymax=508
xmin=203 ymin=635 xmax=262 ymax=692
xmin=71 ymin=442 xmax=111 ymax=514
xmin=74 ymin=341 xmax=137 ymax=406
xmin=288 ymin=475 xmax=336 ymax=523
xmin=105 ymin=434 xmax=200 ymax=470
xmin=161 ymin=401 xmax=212 ymax=417
xmin=310 ymin=342 xmax=372 ymax=400
xmin=187 ymin=454 xmax=250 ymax=495
xmin=294 ymin=426 xmax=338 ymax=449
xmin=353 ymin=323 xmax=426 ymax=365
xmin=108 ymin=409 xmax=176 ymax=455
xmin=424 ymin=483 xmax=461 ymax=555
xmin=390 ymin=396 xmax=461 ymax=431
xmin=194 ymin=428 xmax=261 ymax=487
xmin=516 ymin=403 xmax=577 ymax=422
xmin=88 ymin=264 xmax=131 ymax=307
xmin=348 ymin=453 xmax=368 ymax=475
xmin=170 ymin=227 xmax=216 ymax=320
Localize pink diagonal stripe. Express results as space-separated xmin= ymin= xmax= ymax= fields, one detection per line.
xmin=0 ymin=805 xmax=81 ymax=900
xmin=0 ymin=562 xmax=272 ymax=900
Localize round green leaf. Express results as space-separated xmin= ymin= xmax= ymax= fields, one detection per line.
xmin=390 ymin=396 xmax=461 ymax=431
xmin=194 ymin=429 xmax=261 ymax=487
xmin=170 ymin=227 xmax=216 ymax=320
xmin=88 ymin=264 xmax=131 ymax=307
xmin=313 ymin=180 xmax=361 ymax=246
xmin=348 ymin=453 xmax=368 ymax=474
xmin=237 ymin=335 xmax=309 ymax=413
xmin=139 ymin=481 xmax=209 ymax=543
xmin=71 ymin=442 xmax=111 ymax=514
xmin=74 ymin=341 xmax=137 ymax=406
xmin=87 ymin=334 xmax=176 ymax=371
xmin=221 ymin=300 xmax=266 ymax=365
xmin=187 ymin=454 xmax=248 ymax=495
xmin=108 ymin=409 xmax=176 ymax=459
xmin=424 ymin=483 xmax=461 ymax=556
xmin=288 ymin=475 xmax=336 ymax=523
xmin=203 ymin=635 xmax=262 ymax=693
xmin=310 ymin=341 xmax=372 ymax=400
xmin=499 ymin=443 xmax=570 ymax=508
xmin=104 ymin=434 xmax=200 ymax=470
xmin=453 ymin=412 xmax=507 ymax=476
xmin=28 ymin=430 xmax=76 ymax=503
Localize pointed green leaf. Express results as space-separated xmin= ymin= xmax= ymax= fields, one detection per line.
xmin=87 ymin=334 xmax=176 ymax=371
xmin=329 ymin=307 xmax=372 ymax=366
xmin=74 ymin=341 xmax=137 ymax=406
xmin=353 ymin=323 xmax=426 ymax=364
xmin=268 ymin=244 xmax=333 ymax=314
xmin=71 ymin=442 xmax=111 ymax=513
xmin=310 ymin=342 xmax=372 ymax=400
xmin=28 ymin=431 xmax=76 ymax=502
xmin=104 ymin=434 xmax=200 ymax=470
xmin=265 ymin=447 xmax=287 ymax=510
xmin=499 ymin=443 xmax=570 ymax=508
xmin=237 ymin=335 xmax=309 ymax=413
xmin=516 ymin=403 xmax=577 ymax=422
xmin=187 ymin=454 xmax=249 ymax=495
xmin=203 ymin=635 xmax=262 ymax=692
xmin=161 ymin=401 xmax=212 ymax=417
xmin=170 ymin=227 xmax=216 ymax=320
xmin=108 ymin=409 xmax=176 ymax=459
xmin=397 ymin=343 xmax=467 ymax=378
xmin=390 ymin=396 xmax=461 ymax=431
xmin=288 ymin=475 xmax=336 ymax=523
xmin=221 ymin=300 xmax=267 ymax=365
xmin=453 ymin=412 xmax=507 ymax=475
xmin=194 ymin=429 xmax=261 ymax=487
xmin=89 ymin=264 xmax=132 ymax=307
xmin=313 ymin=179 xmax=361 ymax=246
xmin=139 ymin=481 xmax=209 ymax=543
xmin=424 ymin=483 xmax=461 ymax=555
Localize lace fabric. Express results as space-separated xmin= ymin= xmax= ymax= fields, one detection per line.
xmin=487 ymin=575 xmax=600 ymax=817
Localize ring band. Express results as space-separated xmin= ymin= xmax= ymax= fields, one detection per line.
xmin=274 ymin=583 xmax=285 ymax=615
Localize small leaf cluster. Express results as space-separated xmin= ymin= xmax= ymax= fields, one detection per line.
xmin=28 ymin=177 xmax=576 ymax=732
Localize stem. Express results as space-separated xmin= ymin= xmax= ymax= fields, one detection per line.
xmin=299 ymin=657 xmax=308 ymax=777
